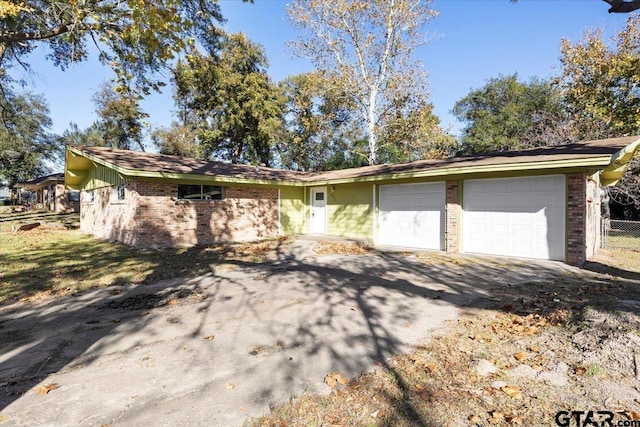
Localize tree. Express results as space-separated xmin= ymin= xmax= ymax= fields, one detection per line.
xmin=453 ymin=74 xmax=564 ymax=155
xmin=378 ymin=102 xmax=457 ymax=163
xmin=557 ymin=16 xmax=640 ymax=213
xmin=151 ymin=123 xmax=200 ymax=158
xmin=277 ymin=72 xmax=357 ymax=171
xmin=93 ymin=81 xmax=148 ymax=151
xmin=287 ymin=0 xmax=439 ymax=165
xmin=174 ymin=32 xmax=284 ymax=166
xmin=57 ymin=122 xmax=103 ymax=148
xmin=0 ymin=91 xmax=55 ymax=186
xmin=0 ymin=0 xmax=225 ymax=96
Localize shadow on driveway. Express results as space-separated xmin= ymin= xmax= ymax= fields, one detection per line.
xmin=0 ymin=240 xmax=636 ymax=426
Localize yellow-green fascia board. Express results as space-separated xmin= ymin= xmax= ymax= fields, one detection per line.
xmin=601 ymin=137 xmax=640 ymax=187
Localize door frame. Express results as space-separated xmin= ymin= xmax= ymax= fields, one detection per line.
xmin=310 ymin=186 xmax=327 ymax=235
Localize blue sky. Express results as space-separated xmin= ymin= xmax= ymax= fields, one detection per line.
xmin=10 ymin=0 xmax=632 ymax=145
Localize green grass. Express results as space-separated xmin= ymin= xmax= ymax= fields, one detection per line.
xmin=0 ymin=226 xmax=289 ymax=305
xmin=606 ymin=234 xmax=640 ymax=249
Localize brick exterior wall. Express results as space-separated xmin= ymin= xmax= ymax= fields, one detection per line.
xmin=81 ymin=185 xmax=138 ymax=244
xmin=566 ymin=173 xmax=587 ymax=266
xmin=445 ymin=180 xmax=460 ymax=253
xmin=54 ymin=183 xmax=79 ymax=213
xmin=81 ymin=181 xmax=279 ymax=247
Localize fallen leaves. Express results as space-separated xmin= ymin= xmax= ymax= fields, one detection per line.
xmin=501 ymin=385 xmax=523 ymax=399
xmin=324 ymin=372 xmax=349 ymax=388
xmin=203 ymin=335 xmax=215 ymax=341
xmin=490 ymin=313 xmax=549 ymax=337
xmin=625 ymin=411 xmax=640 ymax=420
xmin=37 ymin=383 xmax=59 ymax=395
xmin=314 ymin=242 xmax=370 ymax=255
xmin=513 ymin=352 xmax=527 ymax=361
xmin=423 ymin=362 xmax=438 ymax=373
xmin=469 ymin=414 xmax=482 ymax=423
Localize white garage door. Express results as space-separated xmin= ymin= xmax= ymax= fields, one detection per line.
xmin=463 ymin=175 xmax=566 ymax=261
xmin=379 ymin=182 xmax=445 ymax=250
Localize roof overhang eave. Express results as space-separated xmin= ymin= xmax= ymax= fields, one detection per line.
xmin=600 ymin=137 xmax=640 ymax=187
xmin=67 ymin=146 xmax=307 ymax=187
xmin=309 ymin=156 xmax=615 ymax=185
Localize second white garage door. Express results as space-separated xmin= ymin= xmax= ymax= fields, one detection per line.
xmin=462 ymin=175 xmax=566 ymax=261
xmin=379 ymin=182 xmax=445 ymax=250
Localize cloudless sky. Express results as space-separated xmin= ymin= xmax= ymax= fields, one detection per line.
xmin=9 ymin=0 xmax=632 ymax=149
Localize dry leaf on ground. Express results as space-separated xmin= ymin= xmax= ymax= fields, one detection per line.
xmin=324 ymin=372 xmax=349 ymax=388
xmin=203 ymin=335 xmax=215 ymax=341
xmin=314 ymin=242 xmax=369 ymax=255
xmin=501 ymin=385 xmax=522 ymax=399
xmin=37 ymin=383 xmax=59 ymax=395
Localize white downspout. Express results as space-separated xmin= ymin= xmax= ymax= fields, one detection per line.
xmin=372 ymin=184 xmax=377 ymax=246
xmin=277 ymin=187 xmax=281 ymax=236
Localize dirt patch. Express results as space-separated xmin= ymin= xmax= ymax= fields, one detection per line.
xmin=96 ymin=287 xmax=206 ymax=311
xmin=252 ymin=255 xmax=640 ymax=426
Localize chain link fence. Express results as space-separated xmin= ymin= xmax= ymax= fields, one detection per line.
xmin=602 ymin=219 xmax=640 ymax=249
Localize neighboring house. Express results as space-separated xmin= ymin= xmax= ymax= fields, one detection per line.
xmin=15 ymin=173 xmax=80 ymax=213
xmin=64 ymin=136 xmax=640 ymax=266
xmin=0 ymin=186 xmax=9 ymax=201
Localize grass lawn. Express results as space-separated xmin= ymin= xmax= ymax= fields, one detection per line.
xmin=0 ymin=223 xmax=289 ymax=305
xmin=605 ymin=234 xmax=640 ymax=250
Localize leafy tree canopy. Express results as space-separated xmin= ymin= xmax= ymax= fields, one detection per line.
xmin=287 ymin=0 xmax=439 ymax=165
xmin=0 ymin=0 xmax=225 ymax=95
xmin=0 ymin=90 xmax=55 ymax=186
xmin=93 ymin=81 xmax=147 ymax=151
xmin=277 ymin=72 xmax=358 ymax=171
xmin=173 ymin=32 xmax=284 ymax=166
xmin=453 ymin=74 xmax=563 ymax=155
xmin=151 ymin=123 xmax=200 ymax=158
xmin=558 ymin=15 xmax=640 ymax=211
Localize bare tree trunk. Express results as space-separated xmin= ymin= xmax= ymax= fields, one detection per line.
xmin=367 ymin=89 xmax=378 ymax=165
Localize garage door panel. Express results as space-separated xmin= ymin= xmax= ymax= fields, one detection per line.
xmin=462 ymin=176 xmax=566 ymax=261
xmin=379 ymin=183 xmax=445 ymax=250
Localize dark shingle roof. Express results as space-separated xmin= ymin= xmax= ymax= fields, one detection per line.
xmin=15 ymin=173 xmax=65 ymax=189
xmin=70 ymin=136 xmax=638 ymax=184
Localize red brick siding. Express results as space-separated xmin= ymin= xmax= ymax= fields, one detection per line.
xmin=54 ymin=183 xmax=79 ymax=213
xmin=445 ymin=180 xmax=460 ymax=253
xmin=81 ymin=182 xmax=279 ymax=247
xmin=80 ymin=185 xmax=138 ymax=244
xmin=566 ymin=173 xmax=587 ymax=266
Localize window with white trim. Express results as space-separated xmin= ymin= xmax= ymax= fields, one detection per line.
xmin=68 ymin=190 xmax=80 ymax=203
xmin=113 ymin=184 xmax=125 ymax=201
xmin=177 ymin=185 xmax=224 ymax=200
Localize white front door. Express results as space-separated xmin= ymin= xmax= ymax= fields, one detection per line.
xmin=310 ymin=187 xmax=327 ymax=234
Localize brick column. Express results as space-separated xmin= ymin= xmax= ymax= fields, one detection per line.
xmin=566 ymin=173 xmax=586 ymax=266
xmin=445 ymin=180 xmax=461 ymax=253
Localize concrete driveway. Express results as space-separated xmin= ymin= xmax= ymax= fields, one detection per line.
xmin=0 ymin=239 xmax=574 ymax=426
